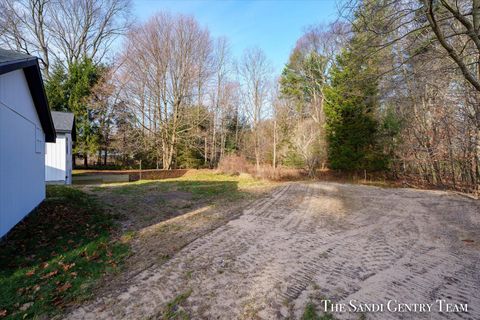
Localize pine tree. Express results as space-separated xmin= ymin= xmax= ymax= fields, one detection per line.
xmin=66 ymin=58 xmax=103 ymax=167
xmin=323 ymin=35 xmax=386 ymax=171
xmin=45 ymin=61 xmax=68 ymax=111
xmin=45 ymin=58 xmax=103 ymax=167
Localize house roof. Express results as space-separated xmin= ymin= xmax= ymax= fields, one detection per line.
xmin=0 ymin=49 xmax=56 ymax=142
xmin=51 ymin=111 xmax=76 ymax=141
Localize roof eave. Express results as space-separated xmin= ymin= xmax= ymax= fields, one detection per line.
xmin=22 ymin=61 xmax=56 ymax=142
xmin=0 ymin=58 xmax=37 ymax=76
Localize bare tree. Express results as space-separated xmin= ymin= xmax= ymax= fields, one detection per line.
xmin=238 ymin=47 xmax=272 ymax=170
xmin=196 ymin=37 xmax=233 ymax=167
xmin=87 ymin=64 xmax=127 ymax=165
xmin=422 ymin=0 xmax=480 ymax=92
xmin=292 ymin=119 xmax=323 ymax=177
xmin=119 ymin=12 xmax=214 ymax=169
xmin=0 ymin=0 xmax=131 ymax=76
xmin=0 ymin=0 xmax=52 ymax=75
xmin=344 ymin=0 xmax=480 ymax=94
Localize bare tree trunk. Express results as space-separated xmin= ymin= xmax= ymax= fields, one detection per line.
xmin=254 ymin=127 xmax=260 ymax=171
xmin=273 ymin=118 xmax=277 ymax=171
xmin=204 ymin=136 xmax=208 ymax=165
xmin=211 ymin=119 xmax=216 ymax=167
xmin=239 ymin=47 xmax=272 ymax=170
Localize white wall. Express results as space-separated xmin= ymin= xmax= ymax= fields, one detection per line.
xmin=0 ymin=69 xmax=46 ymax=237
xmin=45 ymin=133 xmax=72 ymax=184
xmin=46 ymin=134 xmax=66 ymax=182
xmin=65 ymin=133 xmax=72 ymax=184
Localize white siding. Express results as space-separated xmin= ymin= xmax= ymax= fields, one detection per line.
xmin=45 ymin=132 xmax=72 ymax=184
xmin=45 ymin=134 xmax=66 ymax=182
xmin=0 ymin=69 xmax=46 ymax=237
xmin=65 ymin=133 xmax=72 ymax=184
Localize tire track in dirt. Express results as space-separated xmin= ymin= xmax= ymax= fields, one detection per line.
xmin=66 ymin=182 xmax=480 ymax=320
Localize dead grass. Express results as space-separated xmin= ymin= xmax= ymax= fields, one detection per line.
xmin=81 ymin=170 xmax=272 ymax=230
xmin=71 ymin=170 xmax=278 ymax=300
xmin=218 ymin=155 xmax=307 ymax=181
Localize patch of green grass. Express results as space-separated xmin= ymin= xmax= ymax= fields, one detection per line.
xmin=161 ymin=290 xmax=192 ymax=319
xmin=107 ymin=171 xmax=269 ymax=201
xmin=157 ymin=254 xmax=171 ymax=263
xmin=302 ymin=302 xmax=335 ymax=320
xmin=177 ymin=181 xmax=240 ymax=199
xmin=121 ymin=231 xmax=137 ymax=242
xmin=90 ymin=186 xmax=105 ymax=192
xmin=0 ymin=186 xmax=129 ymax=319
xmin=110 ymin=184 xmax=145 ymax=195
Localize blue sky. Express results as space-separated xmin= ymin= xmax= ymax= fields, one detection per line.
xmin=132 ymin=0 xmax=339 ymax=74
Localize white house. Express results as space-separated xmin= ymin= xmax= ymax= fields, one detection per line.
xmin=46 ymin=111 xmax=76 ymax=184
xmin=0 ymin=49 xmax=56 ymax=237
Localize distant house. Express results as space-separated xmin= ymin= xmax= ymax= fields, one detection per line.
xmin=0 ymin=49 xmax=56 ymax=237
xmin=46 ymin=111 xmax=76 ymax=184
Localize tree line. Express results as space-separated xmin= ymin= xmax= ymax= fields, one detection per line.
xmin=1 ymin=0 xmax=478 ymax=193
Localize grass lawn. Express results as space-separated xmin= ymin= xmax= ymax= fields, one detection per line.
xmin=85 ymin=170 xmax=272 ymax=230
xmin=75 ymin=170 xmax=276 ymax=287
xmin=0 ymin=171 xmax=273 ymax=319
xmin=103 ymin=170 xmax=267 ymax=197
xmin=0 ymin=186 xmax=129 ymax=320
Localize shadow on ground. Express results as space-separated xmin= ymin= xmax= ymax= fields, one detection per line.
xmin=0 ymin=186 xmax=128 ymax=319
xmin=84 ymin=179 xmax=243 ymax=231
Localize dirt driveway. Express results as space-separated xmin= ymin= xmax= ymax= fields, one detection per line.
xmin=66 ymin=182 xmax=480 ymax=319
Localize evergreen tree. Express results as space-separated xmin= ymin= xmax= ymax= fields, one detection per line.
xmin=323 ymin=36 xmax=386 ymax=171
xmin=66 ymin=58 xmax=103 ymax=167
xmin=44 ymin=58 xmax=103 ymax=167
xmin=45 ymin=61 xmax=68 ymax=111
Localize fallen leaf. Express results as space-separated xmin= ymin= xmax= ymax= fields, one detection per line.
xmin=19 ymin=302 xmax=33 ymax=312
xmin=0 ymin=309 xmax=7 ymax=317
xmin=57 ymin=282 xmax=72 ymax=293
xmin=41 ymin=270 xmax=58 ymax=279
xmin=87 ymin=252 xmax=100 ymax=261
xmin=52 ymin=297 xmax=63 ymax=306
xmin=25 ymin=270 xmax=35 ymax=277
xmin=59 ymin=262 xmax=75 ymax=272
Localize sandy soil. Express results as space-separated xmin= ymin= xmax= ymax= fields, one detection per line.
xmin=66 ymin=182 xmax=480 ymax=319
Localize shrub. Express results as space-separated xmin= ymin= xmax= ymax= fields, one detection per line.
xmin=217 ymin=154 xmax=253 ymax=175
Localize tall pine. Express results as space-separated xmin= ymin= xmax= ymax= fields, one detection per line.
xmin=45 ymin=61 xmax=68 ymax=111
xmin=324 ymin=34 xmax=386 ymax=171
xmin=45 ymin=58 xmax=103 ymax=167
xmin=67 ymin=58 xmax=102 ymax=167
